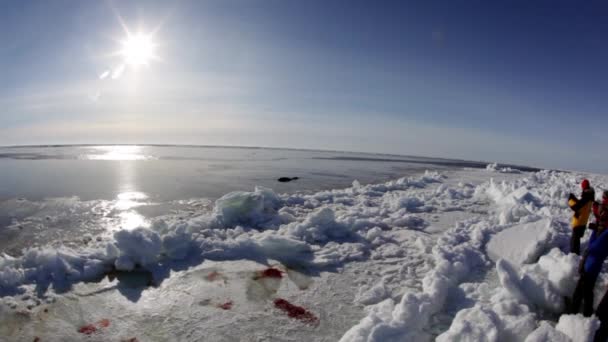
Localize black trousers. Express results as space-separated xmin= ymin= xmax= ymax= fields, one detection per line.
xmin=570 ymin=272 xmax=598 ymax=317
xmin=571 ymin=225 xmax=586 ymax=255
xmin=595 ymin=289 xmax=608 ymax=342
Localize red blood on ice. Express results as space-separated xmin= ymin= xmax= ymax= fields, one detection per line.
xmin=97 ymin=318 xmax=110 ymax=328
xmin=78 ymin=318 xmax=110 ymax=334
xmin=217 ymin=301 xmax=233 ymax=310
xmin=33 ymin=337 xmax=40 ymax=342
xmin=255 ymin=267 xmax=283 ymax=279
xmin=78 ymin=324 xmax=97 ymax=335
xmin=273 ymin=298 xmax=318 ymax=324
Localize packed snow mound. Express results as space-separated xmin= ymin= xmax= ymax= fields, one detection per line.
xmin=524 ymin=322 xmax=571 ymax=342
xmin=160 ymin=223 xmax=193 ymax=260
xmin=476 ymin=180 xmax=545 ymax=225
xmin=496 ymin=249 xmax=579 ymax=313
xmin=555 ymin=314 xmax=600 ymax=342
xmin=282 ymin=207 xmax=353 ymax=243
xmin=436 ymin=293 xmax=540 ymax=341
xmin=0 ymin=247 xmax=110 ymax=295
xmin=482 ymin=181 xmax=541 ymax=208
xmin=487 ymin=219 xmax=555 ymax=265
xmin=113 ymin=227 xmax=162 ymax=270
xmin=436 ymin=305 xmax=501 ymax=342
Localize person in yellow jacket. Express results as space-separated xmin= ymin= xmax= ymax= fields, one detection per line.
xmin=568 ymin=179 xmax=596 ymax=255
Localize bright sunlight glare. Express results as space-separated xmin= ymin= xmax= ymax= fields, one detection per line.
xmin=120 ymin=33 xmax=157 ymax=67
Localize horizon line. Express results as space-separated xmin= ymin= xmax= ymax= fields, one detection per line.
xmin=0 ymin=142 xmax=547 ymax=172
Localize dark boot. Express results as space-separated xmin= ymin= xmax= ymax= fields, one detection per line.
xmin=595 ymin=289 xmax=608 ymax=342
xmin=569 ymin=276 xmax=585 ymax=314
xmin=570 ymin=273 xmax=598 ymax=316
xmin=571 ymin=226 xmax=586 ymax=255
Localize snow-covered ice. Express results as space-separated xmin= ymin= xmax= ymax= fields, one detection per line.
xmin=487 ymin=219 xmax=555 ymax=266
xmin=1 ymin=164 xmax=608 ymax=341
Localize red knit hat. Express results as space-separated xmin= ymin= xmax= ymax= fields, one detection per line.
xmin=582 ymin=179 xmax=590 ymax=189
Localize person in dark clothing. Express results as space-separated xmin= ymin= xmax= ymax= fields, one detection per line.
xmin=589 ymin=191 xmax=608 ymax=342
xmin=596 ymin=298 xmax=608 ymax=342
xmin=568 ymin=179 xmax=596 ymax=255
xmin=569 ymin=190 xmax=608 ymax=318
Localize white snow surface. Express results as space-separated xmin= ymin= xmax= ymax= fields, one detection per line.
xmin=1 ymin=168 xmax=608 ymax=341
xmin=487 ymin=218 xmax=555 ymax=266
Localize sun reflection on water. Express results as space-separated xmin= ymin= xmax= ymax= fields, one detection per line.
xmin=117 ymin=210 xmax=149 ymax=230
xmin=83 ymin=146 xmax=156 ymax=232
xmin=81 ymin=145 xmax=155 ymax=161
xmin=111 ymin=191 xmax=150 ymax=231
xmin=115 ymin=191 xmax=148 ymax=210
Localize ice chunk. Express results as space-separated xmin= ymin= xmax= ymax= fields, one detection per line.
xmin=496 ymin=249 xmax=579 ymax=313
xmin=254 ymin=233 xmax=313 ymax=265
xmin=213 ymin=186 xmax=282 ymax=228
xmin=555 ymin=314 xmax=600 ymax=342
xmin=436 ymin=306 xmax=500 ymax=342
xmin=525 ymin=322 xmax=571 ymax=342
xmin=487 ymin=219 xmax=554 ymax=265
xmin=161 ymin=224 xmax=192 ymax=260
xmin=355 ymin=280 xmax=389 ymax=305
xmin=283 ymin=207 xmax=353 ymax=244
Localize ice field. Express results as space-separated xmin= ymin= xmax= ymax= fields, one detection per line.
xmin=0 ymin=146 xmax=606 ymax=341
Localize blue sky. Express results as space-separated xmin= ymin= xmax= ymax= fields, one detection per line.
xmin=1 ymin=1 xmax=607 ymax=172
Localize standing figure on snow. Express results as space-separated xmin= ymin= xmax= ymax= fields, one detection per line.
xmin=568 ymin=190 xmax=608 ymax=318
xmin=568 ymin=179 xmax=596 ymax=255
xmin=589 ymin=191 xmax=608 ymax=342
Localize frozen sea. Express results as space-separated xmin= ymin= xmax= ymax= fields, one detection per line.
xmin=1 ymin=145 xmax=606 ymax=342
xmin=0 ymin=145 xmax=499 ymax=255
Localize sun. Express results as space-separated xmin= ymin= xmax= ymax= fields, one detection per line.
xmin=119 ymin=33 xmax=157 ymax=67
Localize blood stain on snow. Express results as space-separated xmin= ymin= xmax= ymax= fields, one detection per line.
xmin=273 ymin=298 xmax=318 ymax=324
xmin=33 ymin=337 xmax=40 ymax=342
xmin=77 ymin=318 xmax=110 ymax=335
xmin=78 ymin=324 xmax=97 ymax=335
xmin=254 ymin=267 xmax=283 ymax=280
xmin=216 ymin=301 xmax=233 ymax=310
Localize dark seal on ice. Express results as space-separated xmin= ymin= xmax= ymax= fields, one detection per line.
xmin=277 ymin=177 xmax=299 ymax=183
